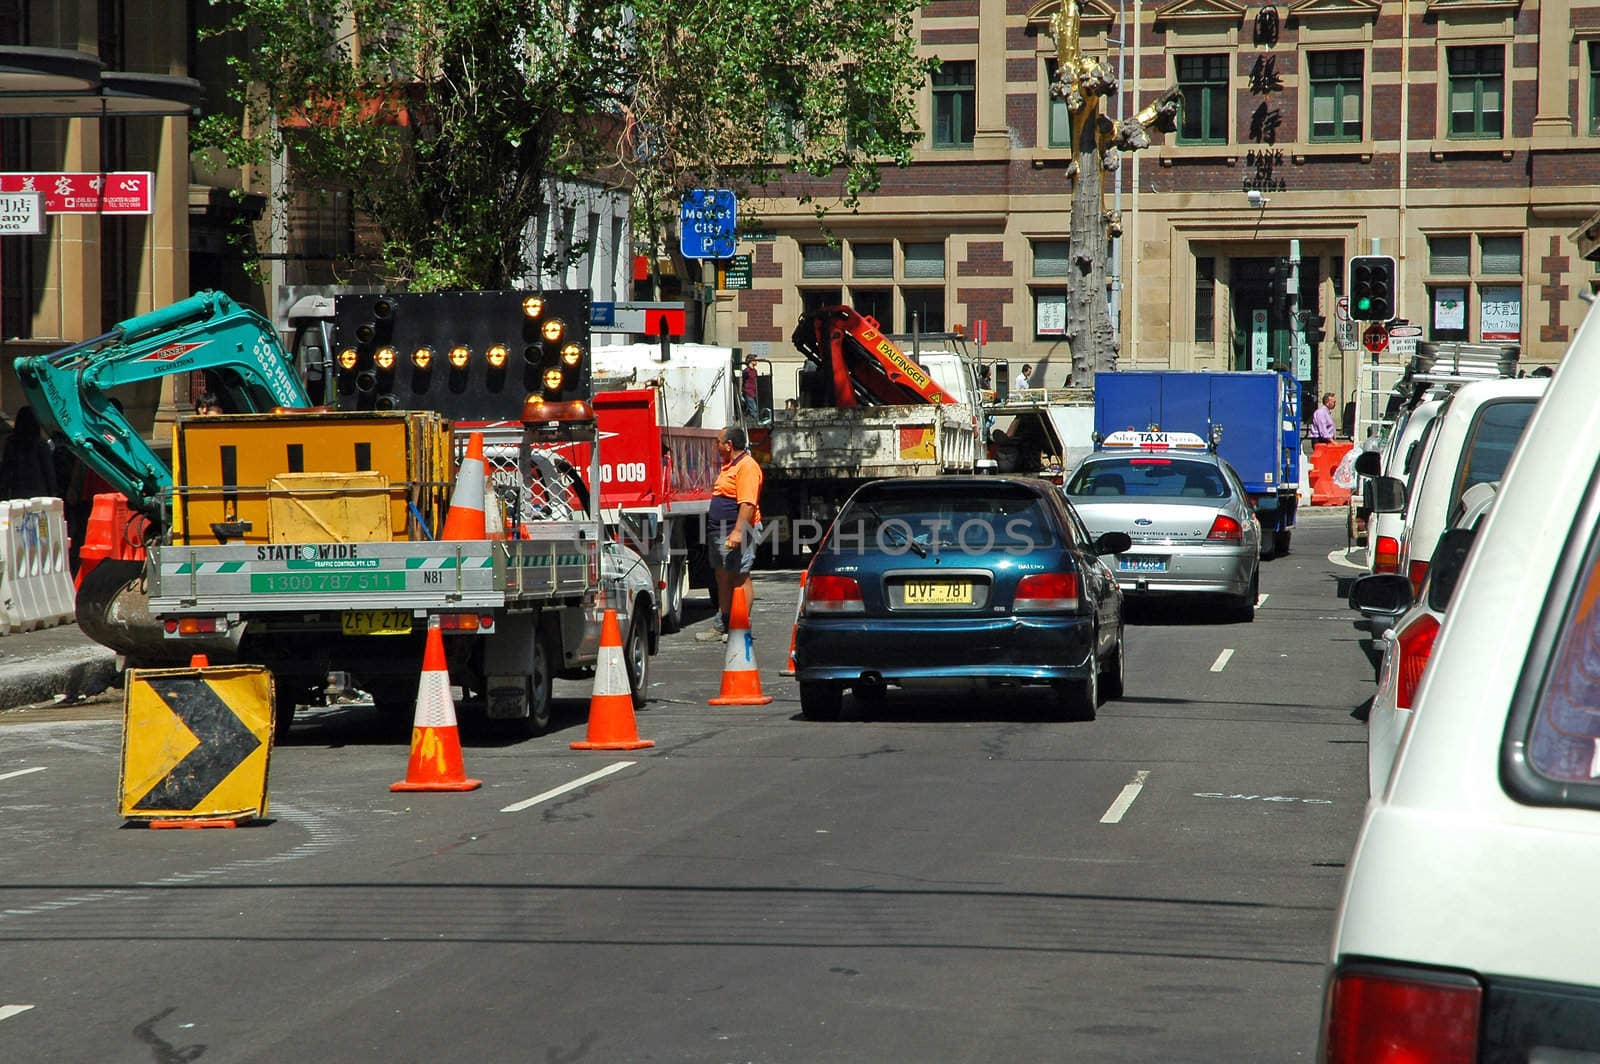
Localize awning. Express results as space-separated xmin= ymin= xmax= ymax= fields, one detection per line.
xmin=0 ymin=45 xmax=202 ymax=118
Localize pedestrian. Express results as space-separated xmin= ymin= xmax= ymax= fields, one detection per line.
xmin=1310 ymin=391 xmax=1338 ymax=442
xmin=0 ymin=406 xmax=58 ymax=500
xmin=1016 ymin=364 xmax=1032 ymax=390
xmin=742 ymin=354 xmax=760 ymax=420
xmin=195 ymin=391 xmax=222 ymax=415
xmin=696 ymin=426 xmax=763 ymax=643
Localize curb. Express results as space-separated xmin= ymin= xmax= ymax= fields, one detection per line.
xmin=0 ymin=645 xmax=121 ymax=713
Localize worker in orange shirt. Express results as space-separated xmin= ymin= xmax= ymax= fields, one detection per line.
xmin=697 ymin=426 xmax=763 ymax=643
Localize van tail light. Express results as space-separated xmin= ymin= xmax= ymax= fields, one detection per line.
xmin=1015 ymin=572 xmax=1079 ymax=611
xmin=804 ymin=574 xmax=864 ymax=615
xmin=1408 ymin=559 xmax=1429 ymax=597
xmin=1322 ymin=964 xmax=1481 ymax=1064
xmin=1373 ymin=535 xmax=1401 ymax=574
xmin=1206 ymin=515 xmax=1243 ymax=542
xmin=1394 ymin=612 xmax=1442 ymax=711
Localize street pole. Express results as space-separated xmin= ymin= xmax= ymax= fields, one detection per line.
xmin=1108 ymin=0 xmax=1126 ymax=348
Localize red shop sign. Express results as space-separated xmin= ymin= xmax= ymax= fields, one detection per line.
xmin=0 ymin=172 xmax=154 ymax=215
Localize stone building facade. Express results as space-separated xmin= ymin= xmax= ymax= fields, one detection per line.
xmin=720 ymin=0 xmax=1600 ymax=408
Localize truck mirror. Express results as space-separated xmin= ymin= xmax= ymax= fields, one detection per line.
xmin=1353 ymin=450 xmax=1381 ymax=478
xmin=1369 ymin=476 xmax=1405 ymax=513
xmin=1348 ymin=572 xmax=1414 ymax=616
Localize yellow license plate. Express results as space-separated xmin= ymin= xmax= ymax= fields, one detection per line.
xmin=904 ymin=580 xmax=973 ymax=605
xmin=340 ymin=609 xmax=413 ymax=636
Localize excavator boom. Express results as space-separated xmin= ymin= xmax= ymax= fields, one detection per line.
xmin=13 ymin=291 xmax=312 ymax=519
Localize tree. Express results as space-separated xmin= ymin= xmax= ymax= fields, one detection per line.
xmin=197 ymin=0 xmax=930 ymax=292
xmin=1049 ymin=0 xmax=1181 ymax=385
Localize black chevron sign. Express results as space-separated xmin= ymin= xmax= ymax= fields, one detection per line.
xmin=132 ymin=675 xmax=264 ymax=811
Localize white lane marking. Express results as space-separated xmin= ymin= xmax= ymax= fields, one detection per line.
xmin=1328 ymin=546 xmax=1367 ymax=571
xmin=0 ymin=767 xmax=46 ymax=783
xmin=1210 ymin=649 xmax=1234 ymax=672
xmin=0 ymin=1005 xmax=35 ymax=1022
xmin=1100 ymin=770 xmax=1150 ymax=824
xmin=1256 ymin=593 xmax=1269 ymax=607
xmin=501 ymin=761 xmax=635 ymax=813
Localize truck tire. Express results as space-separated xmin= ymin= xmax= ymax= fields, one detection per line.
xmin=1274 ymin=528 xmax=1292 ymax=557
xmin=799 ymin=681 xmax=843 ymax=721
xmin=625 ymin=603 xmax=650 ymax=709
xmin=661 ymin=556 xmax=687 ymax=634
xmin=517 ymin=633 xmax=555 ymax=737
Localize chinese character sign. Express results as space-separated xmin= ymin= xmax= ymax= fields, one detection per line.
xmin=0 ymin=172 xmax=154 ymax=215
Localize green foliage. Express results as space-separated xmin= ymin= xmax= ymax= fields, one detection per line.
xmin=197 ymin=0 xmax=928 ymax=289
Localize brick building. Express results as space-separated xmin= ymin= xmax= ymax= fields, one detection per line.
xmin=720 ymin=0 xmax=1600 ymax=408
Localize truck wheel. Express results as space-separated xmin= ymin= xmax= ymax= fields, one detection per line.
xmin=661 ymin=557 xmax=687 ymax=634
xmin=625 ymin=606 xmax=650 ymax=709
xmin=1274 ymin=529 xmax=1292 ymax=557
xmin=799 ymin=681 xmax=843 ymax=721
xmin=519 ymin=634 xmax=555 ymax=737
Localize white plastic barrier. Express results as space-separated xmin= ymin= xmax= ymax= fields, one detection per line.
xmin=0 ymin=497 xmax=78 ymax=635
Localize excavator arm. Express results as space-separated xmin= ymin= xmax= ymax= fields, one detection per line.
xmin=13 ymin=291 xmax=312 ymax=520
xmin=791 ymin=306 xmax=958 ymax=408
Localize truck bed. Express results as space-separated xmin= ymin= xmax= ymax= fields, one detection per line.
xmin=763 ymin=404 xmax=978 ymax=481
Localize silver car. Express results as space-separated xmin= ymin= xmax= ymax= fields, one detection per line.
xmin=1063 ymin=435 xmax=1262 ymax=621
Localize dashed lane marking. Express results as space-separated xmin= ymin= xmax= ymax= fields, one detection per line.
xmin=0 ymin=1006 xmax=35 ymax=1022
xmin=0 ymin=767 xmax=46 ymax=783
xmin=501 ymin=761 xmax=635 ymax=813
xmin=1257 ymin=593 xmax=1269 ymax=607
xmin=1210 ymin=649 xmax=1234 ymax=672
xmin=1100 ymin=770 xmax=1150 ymax=824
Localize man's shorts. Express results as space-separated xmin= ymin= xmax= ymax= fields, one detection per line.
xmin=710 ymin=523 xmax=760 ymax=575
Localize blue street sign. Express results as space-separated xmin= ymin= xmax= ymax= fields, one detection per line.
xmin=590 ymin=301 xmax=616 ymax=326
xmin=680 ymin=189 xmax=737 ymax=259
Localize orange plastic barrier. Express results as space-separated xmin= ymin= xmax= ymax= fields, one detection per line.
xmin=76 ymin=493 xmax=149 ymax=591
xmin=1309 ymin=442 xmax=1354 ymax=507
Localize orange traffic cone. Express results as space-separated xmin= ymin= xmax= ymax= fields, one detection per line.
xmin=780 ymin=570 xmax=807 ymax=677
xmin=572 ymin=609 xmax=655 ymax=751
xmin=189 ymin=653 xmax=210 ymax=668
xmin=439 ymin=432 xmax=490 ymax=541
xmin=710 ymin=582 xmax=773 ymax=706
xmin=391 ymin=618 xmax=482 ymax=792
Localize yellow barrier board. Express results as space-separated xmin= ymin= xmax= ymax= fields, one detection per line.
xmin=119 ymin=666 xmax=275 ymax=822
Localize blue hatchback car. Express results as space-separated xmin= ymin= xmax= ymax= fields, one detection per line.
xmin=793 ymin=476 xmax=1131 ymax=721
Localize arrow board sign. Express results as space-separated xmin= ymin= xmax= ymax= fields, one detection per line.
xmin=120 ymin=666 xmax=275 ymax=822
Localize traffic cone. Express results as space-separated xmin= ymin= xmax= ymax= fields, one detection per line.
xmin=439 ymin=432 xmax=490 ymax=541
xmin=391 ymin=618 xmax=482 ymax=792
xmin=780 ymin=570 xmax=807 ymax=677
xmin=571 ymin=609 xmax=655 ymax=751
xmin=189 ymin=654 xmax=210 ymax=668
xmin=710 ymin=582 xmax=773 ymax=706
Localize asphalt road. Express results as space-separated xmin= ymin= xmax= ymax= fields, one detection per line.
xmin=0 ymin=510 xmax=1371 ymax=1063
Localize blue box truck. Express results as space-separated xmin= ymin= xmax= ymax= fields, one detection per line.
xmin=1093 ymin=370 xmax=1301 ymax=557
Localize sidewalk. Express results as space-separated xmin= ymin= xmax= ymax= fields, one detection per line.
xmin=0 ymin=622 xmax=120 ymax=712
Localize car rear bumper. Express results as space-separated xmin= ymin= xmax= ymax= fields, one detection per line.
xmin=1112 ymin=548 xmax=1253 ymax=595
xmin=794 ymin=615 xmax=1094 ymax=684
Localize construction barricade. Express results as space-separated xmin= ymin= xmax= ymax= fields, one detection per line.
xmin=0 ymin=496 xmax=78 ymax=635
xmin=1309 ymin=442 xmax=1355 ymax=506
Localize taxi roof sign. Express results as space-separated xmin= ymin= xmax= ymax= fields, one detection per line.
xmin=1101 ymin=429 xmax=1210 ymax=450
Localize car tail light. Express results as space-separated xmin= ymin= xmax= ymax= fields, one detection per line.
xmin=1408 ymin=559 xmax=1429 ymax=597
xmin=1373 ymin=535 xmax=1401 ymax=574
xmin=1394 ymin=612 xmax=1441 ymax=711
xmin=1015 ymin=572 xmax=1079 ymax=611
xmin=804 ymin=574 xmax=864 ymax=615
xmin=1322 ymin=965 xmax=1481 ymax=1064
xmin=1206 ymin=515 xmax=1243 ymax=542
xmin=438 ymin=612 xmax=492 ymax=632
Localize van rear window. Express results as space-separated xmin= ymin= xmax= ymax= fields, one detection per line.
xmin=1452 ymin=400 xmax=1537 ymax=514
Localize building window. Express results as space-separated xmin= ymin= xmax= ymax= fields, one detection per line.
xmin=801 ymin=288 xmax=843 ymax=317
xmin=801 ymin=243 xmax=843 ymax=279
xmin=903 ymin=289 xmax=945 ymax=333
xmin=1033 ymin=239 xmax=1072 ymax=278
xmin=851 ymin=288 xmax=894 ymax=328
xmin=1426 ymin=233 xmax=1522 ymax=343
xmin=1195 ymin=256 xmax=1216 ymax=343
xmin=1034 ymin=289 xmax=1067 ymax=340
xmin=932 ymin=61 xmax=975 ymax=148
xmin=852 ymin=242 xmax=892 ymax=279
xmin=1045 ymin=60 xmax=1072 ymax=147
xmin=1447 ymin=45 xmax=1504 ymax=139
xmin=1590 ymin=42 xmax=1600 ymax=136
xmin=1176 ymin=54 xmax=1229 ymax=145
xmin=1308 ymin=51 xmax=1363 ymax=142
xmin=903 ymin=242 xmax=945 ymax=280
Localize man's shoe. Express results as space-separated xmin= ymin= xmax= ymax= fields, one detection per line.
xmin=695 ymin=625 xmax=725 ymax=643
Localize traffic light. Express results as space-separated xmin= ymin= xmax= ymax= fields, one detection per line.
xmin=1349 ymin=255 xmax=1396 ymax=322
xmin=1301 ymin=312 xmax=1326 ymax=350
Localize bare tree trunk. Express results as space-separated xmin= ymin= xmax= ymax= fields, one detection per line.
xmin=1067 ymin=107 xmax=1117 ymax=388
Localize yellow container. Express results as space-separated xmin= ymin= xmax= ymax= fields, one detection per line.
xmin=170 ymin=411 xmax=451 ymax=546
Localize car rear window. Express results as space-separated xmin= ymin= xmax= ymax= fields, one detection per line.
xmin=1505 ymin=477 xmax=1600 ymax=809
xmin=1064 ymin=458 xmax=1228 ymax=499
xmin=829 ymin=484 xmax=1058 ymax=552
xmin=1451 ymin=399 xmax=1537 ymax=516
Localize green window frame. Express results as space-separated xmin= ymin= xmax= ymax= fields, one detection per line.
xmin=932 ymin=61 xmax=976 ymax=148
xmin=1176 ymin=54 xmax=1229 ymax=145
xmin=1045 ymin=60 xmax=1071 ymax=147
xmin=1194 ymin=256 xmax=1216 ymax=343
xmin=1590 ymin=42 xmax=1600 ymax=136
xmin=1308 ymin=51 xmax=1363 ymax=142
xmin=1447 ymin=45 xmax=1504 ymax=139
